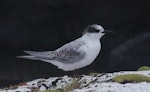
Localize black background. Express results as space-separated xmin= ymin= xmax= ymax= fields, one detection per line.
xmin=0 ymin=0 xmax=150 ymax=87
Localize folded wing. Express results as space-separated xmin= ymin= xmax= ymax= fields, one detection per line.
xmin=17 ymin=39 xmax=86 ymax=63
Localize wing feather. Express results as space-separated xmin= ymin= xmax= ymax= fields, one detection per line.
xmin=18 ymin=38 xmax=86 ymax=63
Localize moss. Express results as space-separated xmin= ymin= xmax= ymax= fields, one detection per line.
xmin=138 ymin=66 xmax=150 ymax=71
xmin=111 ymin=74 xmax=150 ymax=83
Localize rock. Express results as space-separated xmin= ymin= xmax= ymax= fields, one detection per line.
xmin=0 ymin=70 xmax=150 ymax=92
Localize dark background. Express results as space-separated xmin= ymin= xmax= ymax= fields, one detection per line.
xmin=0 ymin=0 xmax=150 ymax=87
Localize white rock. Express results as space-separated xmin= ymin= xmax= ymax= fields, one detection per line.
xmin=0 ymin=70 xmax=150 ymax=92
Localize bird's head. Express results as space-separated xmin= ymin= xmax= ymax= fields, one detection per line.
xmin=83 ymin=24 xmax=105 ymax=39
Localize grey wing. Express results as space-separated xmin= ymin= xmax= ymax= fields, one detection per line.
xmin=53 ymin=39 xmax=86 ymax=63
xmin=18 ymin=39 xmax=86 ymax=63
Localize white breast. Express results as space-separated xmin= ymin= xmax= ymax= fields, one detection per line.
xmin=42 ymin=39 xmax=101 ymax=71
xmin=76 ymin=39 xmax=101 ymax=68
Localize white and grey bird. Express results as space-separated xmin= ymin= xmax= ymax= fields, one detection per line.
xmin=17 ymin=24 xmax=107 ymax=71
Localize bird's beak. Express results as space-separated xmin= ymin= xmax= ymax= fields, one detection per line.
xmin=103 ymin=30 xmax=115 ymax=34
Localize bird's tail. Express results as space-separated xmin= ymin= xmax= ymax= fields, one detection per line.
xmin=16 ymin=55 xmax=40 ymax=60
xmin=17 ymin=50 xmax=52 ymax=60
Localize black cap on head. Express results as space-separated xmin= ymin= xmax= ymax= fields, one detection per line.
xmin=83 ymin=24 xmax=104 ymax=34
xmin=85 ymin=25 xmax=100 ymax=33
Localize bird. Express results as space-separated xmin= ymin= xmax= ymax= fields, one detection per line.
xmin=17 ymin=24 xmax=108 ymax=71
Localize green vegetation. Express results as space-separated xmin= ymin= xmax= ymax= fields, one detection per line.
xmin=112 ymin=74 xmax=150 ymax=83
xmin=138 ymin=66 xmax=150 ymax=71
xmin=89 ymin=72 xmax=99 ymax=76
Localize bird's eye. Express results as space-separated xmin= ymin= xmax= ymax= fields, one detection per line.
xmin=94 ymin=29 xmax=100 ymax=32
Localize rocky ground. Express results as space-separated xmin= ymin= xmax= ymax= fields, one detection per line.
xmin=0 ymin=70 xmax=150 ymax=92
